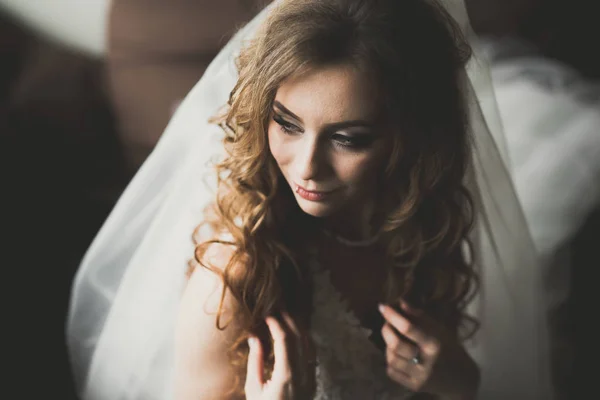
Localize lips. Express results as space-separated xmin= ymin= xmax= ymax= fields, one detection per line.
xmin=294 ymin=184 xmax=336 ymax=201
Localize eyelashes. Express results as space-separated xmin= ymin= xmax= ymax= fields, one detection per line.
xmin=331 ymin=133 xmax=375 ymax=149
xmin=272 ymin=113 xmax=376 ymax=150
xmin=273 ymin=114 xmax=300 ymax=135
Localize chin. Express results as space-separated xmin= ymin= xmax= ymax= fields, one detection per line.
xmin=294 ymin=195 xmax=337 ymax=218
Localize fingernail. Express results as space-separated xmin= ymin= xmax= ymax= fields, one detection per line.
xmin=248 ymin=337 xmax=257 ymax=349
xmin=378 ymin=304 xmax=386 ymax=314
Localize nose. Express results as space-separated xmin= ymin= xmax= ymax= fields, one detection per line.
xmin=295 ymin=136 xmax=327 ymax=182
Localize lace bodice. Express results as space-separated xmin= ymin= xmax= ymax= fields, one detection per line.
xmin=309 ymin=253 xmax=413 ymax=399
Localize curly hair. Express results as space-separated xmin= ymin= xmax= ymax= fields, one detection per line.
xmin=191 ymin=0 xmax=479 ymax=396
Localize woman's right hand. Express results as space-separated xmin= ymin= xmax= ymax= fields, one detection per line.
xmin=245 ymin=314 xmax=313 ymax=400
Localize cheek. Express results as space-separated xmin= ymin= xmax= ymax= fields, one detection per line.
xmin=335 ymin=147 xmax=388 ymax=186
xmin=267 ymin=125 xmax=288 ymax=167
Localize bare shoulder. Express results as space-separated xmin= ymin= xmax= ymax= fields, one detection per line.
xmin=180 ymin=239 xmax=238 ymax=320
xmin=179 ymin=240 xmax=239 ymax=327
xmin=174 ymin=241 xmax=242 ymax=399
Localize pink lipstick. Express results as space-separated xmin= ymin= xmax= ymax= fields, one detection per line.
xmin=294 ymin=184 xmax=334 ymax=202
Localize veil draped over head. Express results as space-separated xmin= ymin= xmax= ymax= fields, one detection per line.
xmin=67 ymin=0 xmax=553 ymax=398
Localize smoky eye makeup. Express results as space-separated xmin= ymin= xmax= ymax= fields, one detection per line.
xmin=272 ymin=113 xmax=302 ymax=134
xmin=331 ymin=132 xmax=377 ymax=149
xmin=271 ymin=104 xmax=380 ymax=149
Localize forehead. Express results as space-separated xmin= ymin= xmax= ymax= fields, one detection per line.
xmin=274 ymin=64 xmax=381 ymax=122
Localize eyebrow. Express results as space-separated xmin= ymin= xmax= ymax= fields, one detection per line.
xmin=273 ymin=100 xmax=377 ymax=131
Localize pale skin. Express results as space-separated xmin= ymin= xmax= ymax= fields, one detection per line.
xmin=266 ymin=63 xmax=389 ymax=237
xmin=174 ymin=244 xmax=240 ymax=399
xmin=174 ymin=64 xmax=479 ymax=399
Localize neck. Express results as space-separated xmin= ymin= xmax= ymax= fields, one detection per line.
xmin=324 ymin=196 xmax=378 ymax=242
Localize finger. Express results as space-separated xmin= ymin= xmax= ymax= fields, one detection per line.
xmin=244 ymin=336 xmax=264 ymax=394
xmin=399 ymin=300 xmax=437 ymax=332
xmin=381 ymin=323 xmax=419 ymax=360
xmin=386 ymin=364 xmax=413 ymax=387
xmin=281 ymin=312 xmax=301 ymax=337
xmin=379 ymin=304 xmax=428 ymax=345
xmin=381 ymin=322 xmax=401 ymax=351
xmin=387 ymin=365 xmax=424 ymax=392
xmin=397 ymin=301 xmax=443 ymax=357
xmin=386 ymin=347 xmax=425 ymax=373
xmin=399 ymin=300 xmax=424 ymax=317
xmin=282 ymin=311 xmax=314 ymax=367
xmin=266 ymin=317 xmax=292 ymax=382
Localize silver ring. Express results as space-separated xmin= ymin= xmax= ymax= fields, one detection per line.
xmin=411 ymin=348 xmax=422 ymax=365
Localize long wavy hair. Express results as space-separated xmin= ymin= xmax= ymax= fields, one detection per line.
xmin=191 ymin=0 xmax=478 ymax=396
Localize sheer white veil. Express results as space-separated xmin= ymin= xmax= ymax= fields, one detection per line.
xmin=67 ymin=0 xmax=553 ymax=398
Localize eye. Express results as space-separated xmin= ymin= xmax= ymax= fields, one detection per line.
xmin=331 ymin=133 xmax=375 ymax=150
xmin=333 ymin=135 xmax=354 ymax=147
xmin=273 ymin=114 xmax=301 ymax=135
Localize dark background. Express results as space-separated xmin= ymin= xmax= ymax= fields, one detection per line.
xmin=2 ymin=0 xmax=597 ymax=398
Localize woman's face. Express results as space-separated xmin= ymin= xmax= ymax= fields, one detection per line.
xmin=268 ymin=64 xmax=391 ymax=219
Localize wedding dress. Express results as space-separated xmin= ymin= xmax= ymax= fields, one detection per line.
xmin=309 ymin=253 xmax=413 ymax=399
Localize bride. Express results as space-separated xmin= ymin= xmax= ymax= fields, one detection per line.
xmin=67 ymin=0 xmax=553 ymax=399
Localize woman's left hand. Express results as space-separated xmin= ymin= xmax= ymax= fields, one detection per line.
xmin=378 ymin=301 xmax=480 ymax=400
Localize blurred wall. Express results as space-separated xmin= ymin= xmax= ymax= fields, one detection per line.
xmin=0 ymin=0 xmax=109 ymax=56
